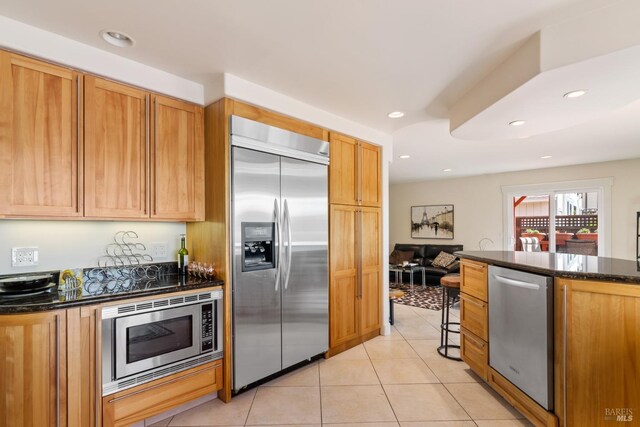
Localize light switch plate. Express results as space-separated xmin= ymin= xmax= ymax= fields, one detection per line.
xmin=12 ymin=247 xmax=38 ymax=267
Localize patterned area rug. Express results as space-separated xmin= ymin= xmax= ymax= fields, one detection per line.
xmin=390 ymin=284 xmax=444 ymax=311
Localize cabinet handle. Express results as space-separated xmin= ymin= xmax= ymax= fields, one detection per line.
xmin=563 ymin=283 xmax=568 ymax=427
xmin=356 ymin=142 xmax=362 ymax=204
xmin=464 ymin=263 xmax=485 ymax=272
xmin=463 ymin=330 xmax=485 ymax=348
xmin=153 ymin=97 xmax=158 ymax=215
xmin=357 ymin=208 xmax=363 ymax=298
xmin=56 ymin=315 xmax=60 ymax=427
xmin=461 ymin=295 xmax=485 ymax=308
xmin=146 ymin=96 xmax=151 ymax=215
xmin=95 ymin=312 xmax=101 ymax=427
xmin=76 ymin=74 xmax=81 ymax=214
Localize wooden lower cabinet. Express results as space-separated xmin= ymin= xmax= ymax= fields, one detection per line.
xmin=359 ymin=207 xmax=381 ymax=336
xmin=459 ymin=260 xmax=489 ymax=381
xmin=102 ymin=361 xmax=222 ymax=427
xmin=460 ymin=327 xmax=488 ymax=381
xmin=328 ymin=204 xmax=381 ymax=354
xmin=555 ymin=279 xmax=640 ymax=427
xmin=460 ymin=260 xmax=488 ymax=302
xmin=67 ymin=306 xmax=100 ymax=427
xmin=0 ymin=310 xmax=67 ymax=427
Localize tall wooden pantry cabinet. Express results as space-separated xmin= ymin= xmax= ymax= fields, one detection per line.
xmin=328 ymin=132 xmax=382 ymax=355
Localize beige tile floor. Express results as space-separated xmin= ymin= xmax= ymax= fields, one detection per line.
xmin=151 ymin=303 xmax=533 ymax=427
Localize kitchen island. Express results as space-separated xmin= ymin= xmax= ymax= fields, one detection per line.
xmin=455 ymin=251 xmax=639 ymax=427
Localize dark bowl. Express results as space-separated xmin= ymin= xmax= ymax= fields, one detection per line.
xmin=0 ymin=274 xmax=54 ymax=293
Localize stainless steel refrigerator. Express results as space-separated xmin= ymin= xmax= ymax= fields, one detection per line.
xmin=230 ymin=115 xmax=329 ymax=392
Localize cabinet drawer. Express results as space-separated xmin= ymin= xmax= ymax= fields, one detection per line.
xmin=460 ymin=260 xmax=488 ymax=302
xmin=461 ymin=327 xmax=488 ymax=381
xmin=103 ymin=361 xmax=222 ymax=427
xmin=460 ymin=293 xmax=488 ymax=341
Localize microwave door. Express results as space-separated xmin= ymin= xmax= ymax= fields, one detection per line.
xmin=114 ymin=305 xmax=201 ymax=379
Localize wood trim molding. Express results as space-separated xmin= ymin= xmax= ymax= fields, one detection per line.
xmin=230 ymin=99 xmax=329 ymax=141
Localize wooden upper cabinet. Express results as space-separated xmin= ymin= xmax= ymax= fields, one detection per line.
xmin=0 ymin=51 xmax=81 ymax=217
xmin=84 ymin=76 xmax=149 ymax=219
xmin=329 ymin=132 xmax=381 ymax=207
xmin=0 ymin=310 xmax=67 ymax=427
xmin=359 ymin=142 xmax=381 ymax=207
xmin=151 ymin=95 xmax=204 ymax=221
xmin=329 ymin=133 xmax=358 ymax=205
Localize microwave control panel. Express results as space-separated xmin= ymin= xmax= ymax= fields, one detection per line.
xmin=201 ymin=302 xmax=214 ymax=352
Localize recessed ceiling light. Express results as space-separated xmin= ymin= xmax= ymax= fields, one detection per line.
xmin=399 ymin=155 xmax=411 ymax=159
xmin=442 ymin=168 xmax=452 ymax=172
xmin=100 ymin=30 xmax=135 ymax=47
xmin=540 ymin=155 xmax=553 ymax=159
xmin=509 ymin=120 xmax=526 ymax=126
xmin=388 ymin=111 xmax=405 ymax=119
xmin=563 ymin=90 xmax=588 ymax=99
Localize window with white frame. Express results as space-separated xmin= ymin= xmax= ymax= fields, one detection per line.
xmin=502 ymin=178 xmax=612 ymax=256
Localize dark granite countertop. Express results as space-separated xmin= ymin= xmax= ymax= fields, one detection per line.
xmin=455 ymin=251 xmax=640 ymax=284
xmin=0 ymin=267 xmax=223 ymax=314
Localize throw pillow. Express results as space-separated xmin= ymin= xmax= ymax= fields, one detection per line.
xmin=389 ymin=249 xmax=414 ymax=265
xmin=445 ymin=260 xmax=460 ymax=271
xmin=431 ymin=251 xmax=456 ymax=268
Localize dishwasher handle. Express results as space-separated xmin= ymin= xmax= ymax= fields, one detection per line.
xmin=492 ymin=274 xmax=540 ymax=291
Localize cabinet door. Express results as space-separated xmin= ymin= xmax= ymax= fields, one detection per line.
xmin=329 ymin=204 xmax=359 ymax=347
xmin=0 ymin=51 xmax=81 ymax=217
xmin=460 ymin=260 xmax=488 ymax=302
xmin=151 ymin=96 xmax=204 ymax=221
xmin=66 ymin=306 xmax=99 ymax=427
xmin=359 ymin=142 xmax=381 ymax=207
xmin=329 ymin=133 xmax=358 ymax=205
xmin=360 ymin=207 xmax=381 ymax=336
xmin=84 ymin=76 xmax=149 ymax=219
xmin=0 ymin=310 xmax=66 ymax=427
xmin=556 ymin=279 xmax=640 ymax=427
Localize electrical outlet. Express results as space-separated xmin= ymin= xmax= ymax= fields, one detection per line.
xmin=12 ymin=247 xmax=39 ymax=267
xmin=151 ymin=242 xmax=168 ymax=260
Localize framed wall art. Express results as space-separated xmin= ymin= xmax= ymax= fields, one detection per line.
xmin=411 ymin=204 xmax=454 ymax=239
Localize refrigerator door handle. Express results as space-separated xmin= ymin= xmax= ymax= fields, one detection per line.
xmin=274 ymin=198 xmax=282 ymax=291
xmin=283 ymin=199 xmax=293 ymax=290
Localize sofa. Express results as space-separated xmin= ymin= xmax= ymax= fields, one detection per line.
xmin=389 ymin=243 xmax=464 ymax=286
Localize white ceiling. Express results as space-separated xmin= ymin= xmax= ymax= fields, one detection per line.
xmin=1 ymin=0 xmax=638 ymax=183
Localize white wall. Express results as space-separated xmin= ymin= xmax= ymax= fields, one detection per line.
xmin=0 ymin=221 xmax=185 ymax=274
xmin=390 ymin=158 xmax=640 ymax=260
xmin=0 ymin=15 xmax=204 ymax=104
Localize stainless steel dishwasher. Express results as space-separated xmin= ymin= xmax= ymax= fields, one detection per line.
xmin=488 ymin=265 xmax=553 ymax=410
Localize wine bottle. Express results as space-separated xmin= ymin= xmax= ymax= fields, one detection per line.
xmin=178 ymin=234 xmax=189 ymax=276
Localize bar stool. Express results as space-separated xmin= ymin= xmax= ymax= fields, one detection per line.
xmin=438 ymin=273 xmax=461 ymax=361
xmin=388 ymin=289 xmax=405 ymax=325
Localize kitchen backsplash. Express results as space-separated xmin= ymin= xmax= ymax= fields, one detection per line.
xmin=0 ymin=220 xmax=186 ymax=274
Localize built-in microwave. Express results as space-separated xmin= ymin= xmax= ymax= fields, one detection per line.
xmin=101 ymin=289 xmax=223 ymax=395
